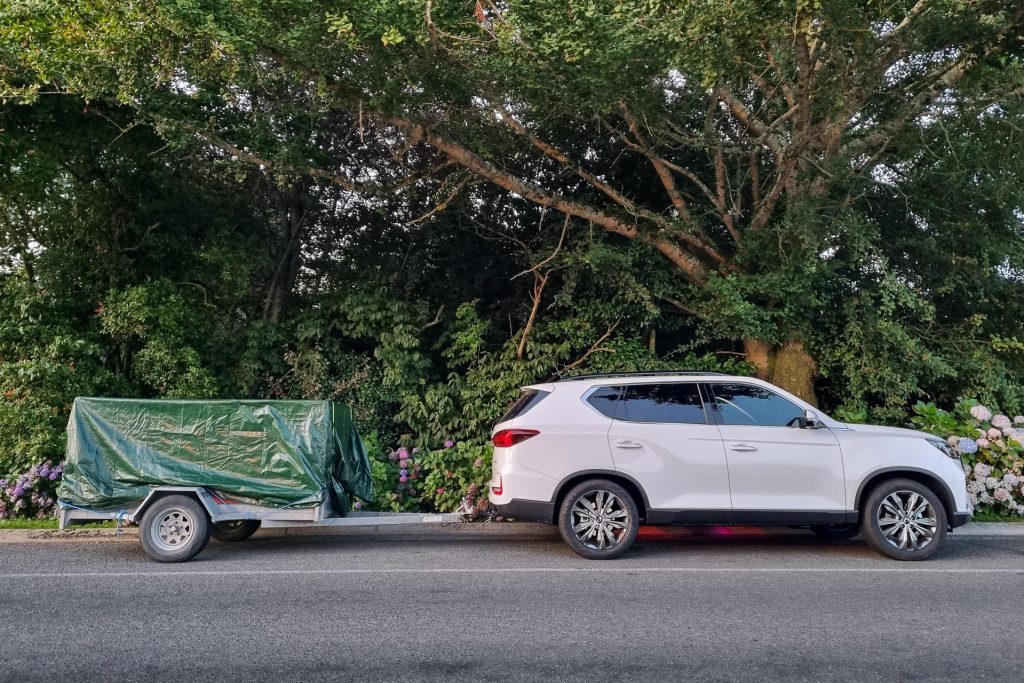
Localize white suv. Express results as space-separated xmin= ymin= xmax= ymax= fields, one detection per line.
xmin=488 ymin=372 xmax=971 ymax=560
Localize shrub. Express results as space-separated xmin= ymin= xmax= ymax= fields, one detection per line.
xmin=362 ymin=437 xmax=494 ymax=518
xmin=912 ymin=400 xmax=1024 ymax=517
xmin=0 ymin=460 xmax=62 ymax=520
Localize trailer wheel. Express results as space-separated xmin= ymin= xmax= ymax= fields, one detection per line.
xmin=139 ymin=495 xmax=211 ymax=563
xmin=211 ymin=519 xmax=261 ymax=542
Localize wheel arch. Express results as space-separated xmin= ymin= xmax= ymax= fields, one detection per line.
xmin=552 ymin=470 xmax=650 ymax=524
xmin=132 ymin=487 xmax=213 ymax=523
xmin=854 ymin=468 xmax=957 ymax=522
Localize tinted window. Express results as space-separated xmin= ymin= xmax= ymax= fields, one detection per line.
xmin=618 ymin=383 xmax=707 ymax=424
xmin=499 ymin=390 xmax=550 ymax=423
xmin=711 ymin=383 xmax=803 ymax=427
xmin=586 ymin=386 xmax=621 ymax=418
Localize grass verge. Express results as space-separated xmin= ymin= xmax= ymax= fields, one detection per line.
xmin=0 ymin=519 xmax=116 ymax=529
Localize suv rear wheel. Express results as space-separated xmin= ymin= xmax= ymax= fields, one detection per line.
xmin=861 ymin=478 xmax=947 ymax=561
xmin=558 ymin=479 xmax=638 ymax=560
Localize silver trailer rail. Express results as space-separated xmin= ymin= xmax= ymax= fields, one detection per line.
xmin=59 ymin=486 xmax=462 ymax=562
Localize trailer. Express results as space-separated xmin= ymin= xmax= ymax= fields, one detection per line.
xmin=59 ymin=488 xmax=461 ymax=562
xmin=58 ymin=397 xmax=459 ymax=562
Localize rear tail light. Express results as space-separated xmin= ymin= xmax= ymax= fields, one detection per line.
xmin=491 ymin=428 xmax=540 ymax=448
xmin=491 ymin=475 xmax=503 ymax=496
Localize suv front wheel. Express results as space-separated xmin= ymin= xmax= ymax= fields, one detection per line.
xmin=861 ymin=478 xmax=948 ymax=561
xmin=558 ymin=479 xmax=639 ymax=560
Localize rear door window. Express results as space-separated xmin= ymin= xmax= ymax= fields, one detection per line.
xmin=618 ymin=383 xmax=708 ymax=424
xmin=709 ymin=383 xmax=803 ymax=427
xmin=498 ymin=389 xmax=550 ymax=423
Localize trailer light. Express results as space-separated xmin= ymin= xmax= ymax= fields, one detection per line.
xmin=491 ymin=429 xmax=540 ymax=448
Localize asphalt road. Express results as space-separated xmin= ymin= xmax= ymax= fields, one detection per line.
xmin=1 ymin=529 xmax=1022 ymax=682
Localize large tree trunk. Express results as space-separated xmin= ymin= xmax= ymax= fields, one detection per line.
xmin=743 ymin=338 xmax=818 ymax=406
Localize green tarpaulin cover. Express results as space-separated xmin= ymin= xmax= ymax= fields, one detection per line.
xmin=59 ymin=398 xmax=375 ymax=510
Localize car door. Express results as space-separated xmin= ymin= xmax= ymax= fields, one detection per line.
xmin=707 ymin=382 xmax=846 ymax=521
xmin=601 ymin=382 xmax=732 ymax=516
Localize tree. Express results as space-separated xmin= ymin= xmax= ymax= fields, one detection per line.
xmin=2 ymin=0 xmax=1022 ymax=407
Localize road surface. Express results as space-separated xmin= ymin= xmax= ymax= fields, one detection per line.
xmin=1 ymin=528 xmax=1022 ymax=681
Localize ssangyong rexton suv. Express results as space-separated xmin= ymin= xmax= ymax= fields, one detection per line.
xmin=489 ymin=372 xmax=971 ymax=560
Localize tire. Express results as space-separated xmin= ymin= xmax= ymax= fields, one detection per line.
xmin=139 ymin=494 xmax=212 ymax=563
xmin=211 ymin=519 xmax=261 ymax=543
xmin=809 ymin=523 xmax=860 ymax=540
xmin=558 ymin=479 xmax=639 ymax=560
xmin=861 ymin=478 xmax=948 ymax=561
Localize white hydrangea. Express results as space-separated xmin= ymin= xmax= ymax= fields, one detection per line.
xmin=994 ymin=488 xmax=1012 ymax=502
xmin=984 ymin=476 xmax=999 ymax=489
xmin=1003 ymin=473 xmax=1020 ymax=486
xmin=1016 ymin=416 xmax=1024 ymax=425
xmin=974 ymin=463 xmax=992 ymax=478
xmin=947 ymin=435 xmax=960 ymax=446
xmin=970 ymin=405 xmax=993 ymax=422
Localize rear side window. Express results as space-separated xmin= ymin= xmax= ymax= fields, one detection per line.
xmin=710 ymin=383 xmax=803 ymax=427
xmin=586 ymin=386 xmax=621 ymax=418
xmin=498 ymin=389 xmax=550 ymax=423
xmin=618 ymin=383 xmax=707 ymax=424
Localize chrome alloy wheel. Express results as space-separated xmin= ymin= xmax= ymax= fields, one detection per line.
xmin=571 ymin=490 xmax=630 ymax=550
xmin=154 ymin=508 xmax=195 ymax=551
xmin=876 ymin=490 xmax=938 ymax=552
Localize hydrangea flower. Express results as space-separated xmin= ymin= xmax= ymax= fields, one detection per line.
xmin=959 ymin=438 xmax=979 ymax=455
xmin=992 ymin=415 xmax=1012 ymax=430
xmin=399 ymin=468 xmax=409 ymax=477
xmin=399 ymin=475 xmax=408 ymax=483
xmin=353 ymin=501 xmax=362 ymax=510
xmin=1003 ymin=473 xmax=1020 ymax=486
xmin=973 ymin=462 xmax=990 ymax=477
xmin=987 ymin=428 xmax=1002 ymax=440
xmin=38 ymin=465 xmax=50 ymax=479
xmin=399 ymin=459 xmax=410 ymax=468
xmin=994 ymin=488 xmax=1012 ymax=502
xmin=397 ymin=447 xmax=409 ymax=459
xmin=412 ymin=447 xmax=420 ymax=454
xmin=444 ymin=440 xmax=455 ymax=449
xmin=985 ymin=477 xmax=999 ymax=489
xmin=48 ymin=470 xmax=60 ymax=481
xmin=970 ymin=405 xmax=993 ymax=422
xmin=473 ymin=458 xmax=483 ymax=468
xmin=946 ymin=435 xmax=960 ymax=447
xmin=11 ymin=484 xmax=24 ymax=500
xmin=977 ymin=438 xmax=990 ymax=449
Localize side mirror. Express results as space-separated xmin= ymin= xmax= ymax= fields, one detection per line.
xmin=803 ymin=409 xmax=822 ymax=429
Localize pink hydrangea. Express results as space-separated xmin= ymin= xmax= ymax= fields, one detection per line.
xmin=970 ymin=405 xmax=993 ymax=422
xmin=977 ymin=438 xmax=990 ymax=449
xmin=994 ymin=488 xmax=1012 ymax=502
xmin=987 ymin=428 xmax=1002 ymax=440
xmin=992 ymin=415 xmax=1013 ymax=430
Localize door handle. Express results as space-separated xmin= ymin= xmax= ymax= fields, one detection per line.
xmin=727 ymin=443 xmax=758 ymax=452
xmin=613 ymin=440 xmax=643 ymax=449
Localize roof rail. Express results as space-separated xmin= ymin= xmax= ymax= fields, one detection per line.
xmin=554 ymin=371 xmax=729 ymax=382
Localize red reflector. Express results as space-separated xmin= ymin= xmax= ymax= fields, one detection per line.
xmin=491 ymin=428 xmax=540 ymax=448
xmin=491 ymin=476 xmax=503 ymax=496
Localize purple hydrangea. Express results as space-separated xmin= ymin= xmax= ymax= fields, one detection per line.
xmin=48 ymin=470 xmax=60 ymax=481
xmin=399 ymin=475 xmax=409 ymax=483
xmin=38 ymin=465 xmax=50 ymax=479
xmin=397 ymin=447 xmax=409 ymax=459
xmin=353 ymin=501 xmax=362 ymax=510
xmin=11 ymin=484 xmax=24 ymax=500
xmin=412 ymin=447 xmax=420 ymax=454
xmin=444 ymin=440 xmax=455 ymax=449
xmin=399 ymin=468 xmax=409 ymax=477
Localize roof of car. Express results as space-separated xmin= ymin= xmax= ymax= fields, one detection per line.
xmin=553 ymin=371 xmax=732 ymax=383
